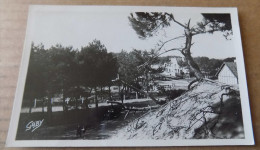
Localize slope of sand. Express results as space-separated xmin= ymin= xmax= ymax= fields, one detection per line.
xmin=112 ymin=80 xmax=244 ymax=139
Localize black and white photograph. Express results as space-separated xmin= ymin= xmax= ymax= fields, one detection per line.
xmin=6 ymin=6 xmax=254 ymax=147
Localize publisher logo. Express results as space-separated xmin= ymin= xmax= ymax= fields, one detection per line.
xmin=25 ymin=119 xmax=44 ymax=132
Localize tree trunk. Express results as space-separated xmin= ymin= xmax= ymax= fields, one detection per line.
xmin=118 ymin=84 xmax=121 ymax=96
xmin=75 ymin=97 xmax=78 ymax=110
xmin=29 ymin=100 xmax=33 ymax=114
xmin=94 ymin=87 xmax=98 ymax=108
xmin=108 ymin=85 xmax=112 ymax=101
xmin=62 ymin=92 xmax=66 ymax=112
xmin=42 ymin=98 xmax=44 ymax=113
xmin=84 ymin=88 xmax=92 ymax=110
xmin=100 ymin=86 xmax=103 ymax=101
xmin=182 ymin=29 xmax=204 ymax=80
xmin=47 ymin=96 xmax=52 ymax=122
xmin=47 ymin=96 xmax=52 ymax=114
xmin=185 ymin=54 xmax=204 ymax=79
xmin=85 ymin=97 xmax=89 ymax=110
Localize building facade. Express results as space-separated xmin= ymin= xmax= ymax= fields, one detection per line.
xmin=161 ymin=56 xmax=189 ymax=78
xmin=216 ymin=62 xmax=238 ymax=85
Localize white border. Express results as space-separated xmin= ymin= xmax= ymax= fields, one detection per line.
xmin=6 ymin=5 xmax=254 ymax=147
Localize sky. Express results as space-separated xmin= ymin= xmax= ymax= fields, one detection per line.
xmin=28 ymin=6 xmax=236 ymax=59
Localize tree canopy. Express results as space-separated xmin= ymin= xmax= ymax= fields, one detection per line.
xmin=23 ymin=43 xmax=47 ymax=106
xmin=22 ymin=40 xmax=118 ymax=110
xmin=78 ymin=40 xmax=118 ymax=88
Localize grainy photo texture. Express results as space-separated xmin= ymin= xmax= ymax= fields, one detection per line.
xmin=6 ymin=6 xmax=254 ymax=147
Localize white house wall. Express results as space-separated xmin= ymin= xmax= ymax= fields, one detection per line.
xmin=218 ymin=65 xmax=238 ymax=85
xmin=162 ymin=58 xmax=182 ymax=77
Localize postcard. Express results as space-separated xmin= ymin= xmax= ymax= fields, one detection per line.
xmin=6 ymin=5 xmax=254 ymax=147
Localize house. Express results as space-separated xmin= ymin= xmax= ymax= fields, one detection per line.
xmin=152 ymin=56 xmax=189 ymax=78
xmin=162 ymin=56 xmax=182 ymax=77
xmin=216 ymin=62 xmax=238 ymax=85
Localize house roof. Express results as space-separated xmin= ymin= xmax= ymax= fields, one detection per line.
xmin=216 ymin=62 xmax=238 ymax=78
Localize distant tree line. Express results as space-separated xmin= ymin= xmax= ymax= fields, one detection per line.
xmin=178 ymin=56 xmax=236 ymax=78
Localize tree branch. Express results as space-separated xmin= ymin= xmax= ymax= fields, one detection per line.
xmin=191 ymin=21 xmax=224 ymax=36
xmin=157 ymin=36 xmax=185 ymax=52
xmin=187 ymin=19 xmax=191 ymax=28
xmin=137 ymin=47 xmax=183 ymax=70
xmin=155 ymin=48 xmax=182 ymax=58
xmin=173 ymin=18 xmax=187 ymax=28
xmin=165 ymin=13 xmax=187 ymax=29
xmin=136 ymin=36 xmax=184 ymax=71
